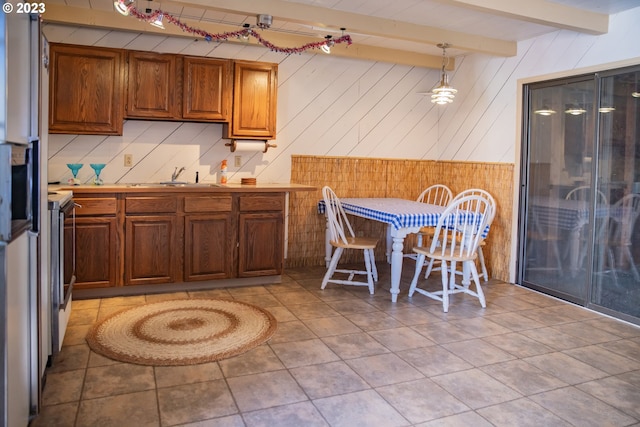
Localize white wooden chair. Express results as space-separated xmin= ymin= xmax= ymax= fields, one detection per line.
xmin=408 ymin=194 xmax=491 ymax=312
xmin=424 ymin=188 xmax=496 ymax=281
xmin=407 ymin=184 xmax=453 ymax=262
xmin=321 ymin=186 xmax=379 ymax=294
xmin=592 ymin=193 xmax=640 ymax=284
xmin=566 ymin=185 xmax=608 ymax=204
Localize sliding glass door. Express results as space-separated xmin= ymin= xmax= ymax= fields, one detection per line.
xmin=592 ymin=68 xmax=640 ymax=321
xmin=520 ymin=66 xmax=640 ymax=324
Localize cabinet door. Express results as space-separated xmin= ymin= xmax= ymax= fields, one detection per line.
xmin=238 ymin=212 xmax=283 ymax=277
xmin=49 ymin=43 xmax=124 ymax=135
xmin=125 ymin=215 xmax=177 ymax=285
xmin=183 ymin=57 xmax=231 ymax=121
xmin=65 ymin=217 xmax=118 ymax=289
xmin=184 ymin=214 xmax=234 ymax=281
xmin=126 ymin=51 xmax=179 ymax=119
xmin=226 ymin=61 xmax=278 ymax=139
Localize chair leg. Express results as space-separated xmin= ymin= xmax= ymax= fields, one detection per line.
xmin=424 ymin=258 xmax=436 ymax=278
xmin=477 ymin=246 xmax=488 ymax=282
xmin=363 ymin=248 xmax=375 ymax=294
xmin=468 ymin=261 xmax=486 ymax=308
xmin=408 ymin=254 xmax=426 ymax=297
xmin=321 ymin=247 xmax=343 ymax=289
xmin=622 ymin=247 xmax=640 ymax=281
xmin=441 ymin=260 xmax=450 ymax=312
xmin=368 ymin=249 xmax=379 ymax=282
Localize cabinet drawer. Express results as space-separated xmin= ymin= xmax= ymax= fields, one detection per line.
xmin=125 ymin=196 xmax=177 ymax=214
xmin=239 ymin=194 xmax=284 ymax=212
xmin=184 ymin=195 xmax=232 ymax=213
xmin=74 ymin=198 xmax=117 ymax=216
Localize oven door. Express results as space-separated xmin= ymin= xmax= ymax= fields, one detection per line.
xmin=50 ymin=199 xmax=74 ymax=357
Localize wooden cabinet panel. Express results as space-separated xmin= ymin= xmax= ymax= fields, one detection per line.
xmin=238 ymin=212 xmax=283 ymax=277
xmin=183 ymin=57 xmax=231 ymax=121
xmin=225 ymin=61 xmax=278 ymax=139
xmin=184 ymin=214 xmax=233 ymax=281
xmin=125 ymin=196 xmax=178 ymax=214
xmin=125 ymin=215 xmax=177 ymax=285
xmin=49 ymin=43 xmax=124 ymax=135
xmin=65 ymin=217 xmax=118 ymax=289
xmin=184 ymin=195 xmax=232 ymax=213
xmin=126 ymin=51 xmax=179 ymax=119
xmin=239 ymin=194 xmax=285 ymax=212
xmin=74 ymin=197 xmax=117 ymax=216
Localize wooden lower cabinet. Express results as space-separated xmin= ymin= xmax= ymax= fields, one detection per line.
xmin=67 ymin=190 xmax=287 ymax=290
xmin=238 ymin=212 xmax=283 ymax=277
xmin=125 ymin=215 xmax=178 ymax=286
xmin=238 ymin=193 xmax=285 ymax=277
xmin=66 ymin=216 xmax=118 ymax=289
xmin=184 ymin=214 xmax=233 ymax=280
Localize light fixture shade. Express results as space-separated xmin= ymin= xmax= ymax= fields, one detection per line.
xmin=431 ymin=43 xmax=456 ymax=105
xmin=534 ymin=106 xmax=556 ymax=116
xmin=150 ymin=13 xmax=165 ymax=29
xmin=114 ymin=0 xmax=132 ymax=15
xmin=321 ymin=36 xmax=333 ymax=54
xmin=598 ymin=106 xmax=615 ymax=113
xmin=565 ymin=104 xmax=586 ymax=115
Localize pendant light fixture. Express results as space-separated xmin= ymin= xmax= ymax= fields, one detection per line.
xmin=431 ymin=43 xmax=457 ymax=105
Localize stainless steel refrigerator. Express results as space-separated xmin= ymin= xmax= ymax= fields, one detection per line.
xmin=0 ymin=11 xmax=42 ymax=427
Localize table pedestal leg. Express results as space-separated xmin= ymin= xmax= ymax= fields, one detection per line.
xmin=386 ymin=226 xmax=392 ymax=264
xmin=390 ymin=236 xmax=405 ymax=302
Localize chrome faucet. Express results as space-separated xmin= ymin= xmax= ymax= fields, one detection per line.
xmin=171 ymin=166 xmax=186 ymax=182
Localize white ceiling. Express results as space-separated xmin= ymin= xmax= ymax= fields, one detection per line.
xmin=43 ymin=0 xmax=640 ymax=67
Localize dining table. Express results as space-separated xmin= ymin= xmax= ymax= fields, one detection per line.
xmin=318 ymin=197 xmax=481 ymax=302
xmin=528 ymin=196 xmax=618 ymax=275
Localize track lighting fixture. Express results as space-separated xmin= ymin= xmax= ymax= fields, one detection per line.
xmin=150 ymin=12 xmax=165 ymax=29
xmin=240 ymin=23 xmax=251 ymax=41
xmin=321 ymin=35 xmax=334 ymax=54
xmin=114 ymin=0 xmax=133 ymax=16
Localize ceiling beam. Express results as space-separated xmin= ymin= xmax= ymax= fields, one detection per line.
xmin=41 ymin=4 xmax=448 ymax=69
xmin=169 ymin=0 xmax=517 ymax=57
xmin=441 ymin=0 xmax=608 ymax=34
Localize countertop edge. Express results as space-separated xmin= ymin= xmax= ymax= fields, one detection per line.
xmin=50 ymin=183 xmax=317 ymax=194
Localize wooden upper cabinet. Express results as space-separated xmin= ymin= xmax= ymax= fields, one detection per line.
xmin=183 ymin=57 xmax=231 ymax=121
xmin=49 ymin=43 xmax=124 ymax=135
xmin=225 ymin=61 xmax=278 ymax=140
xmin=126 ymin=51 xmax=179 ymax=119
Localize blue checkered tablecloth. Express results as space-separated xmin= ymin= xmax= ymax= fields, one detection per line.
xmin=529 ymin=197 xmax=612 ymax=231
xmin=318 ymin=198 xmax=446 ymax=230
xmin=318 ymin=198 xmax=490 ymax=238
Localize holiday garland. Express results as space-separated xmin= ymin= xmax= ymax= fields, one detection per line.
xmin=122 ymin=2 xmax=352 ymax=54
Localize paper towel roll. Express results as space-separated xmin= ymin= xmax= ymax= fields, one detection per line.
xmin=234 ymin=141 xmax=268 ymax=152
xmin=225 ymin=140 xmax=277 ymax=153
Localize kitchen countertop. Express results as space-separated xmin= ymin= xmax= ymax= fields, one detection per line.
xmin=50 ymin=182 xmax=316 ymax=194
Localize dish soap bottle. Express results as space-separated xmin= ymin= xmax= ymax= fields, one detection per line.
xmin=219 ymin=160 xmax=228 ymax=184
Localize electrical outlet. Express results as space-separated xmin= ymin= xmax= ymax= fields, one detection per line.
xmin=234 ymin=155 xmax=242 ymax=167
xmin=124 ymin=154 xmax=133 ymax=167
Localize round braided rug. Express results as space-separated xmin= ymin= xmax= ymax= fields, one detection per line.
xmin=86 ymin=298 xmax=277 ymax=366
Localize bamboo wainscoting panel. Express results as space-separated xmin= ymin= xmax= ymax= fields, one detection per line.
xmin=287 ymin=155 xmax=514 ymax=282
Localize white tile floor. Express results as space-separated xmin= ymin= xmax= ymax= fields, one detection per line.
xmin=32 ymin=264 xmax=640 ymax=427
